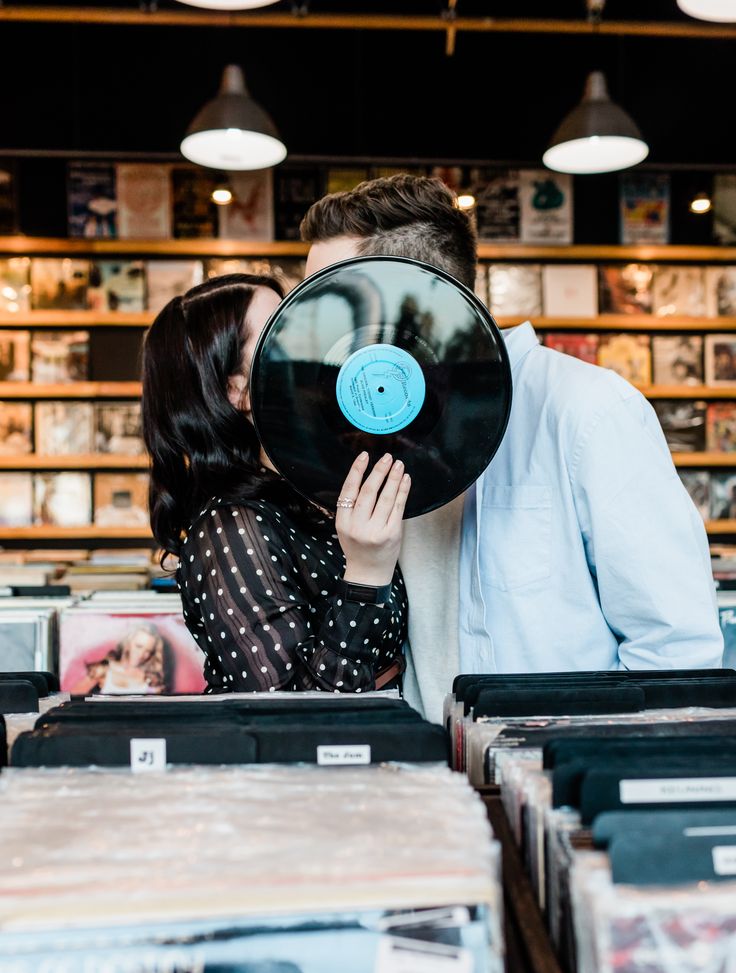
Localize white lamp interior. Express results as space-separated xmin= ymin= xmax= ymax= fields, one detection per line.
xmin=181 ymin=129 xmax=287 ymax=170
xmin=543 ymin=135 xmax=649 ymax=174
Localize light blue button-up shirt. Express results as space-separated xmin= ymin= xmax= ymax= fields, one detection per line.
xmin=459 ymin=322 xmax=724 ymax=674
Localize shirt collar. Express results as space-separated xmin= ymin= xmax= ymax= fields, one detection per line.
xmin=501 ymin=321 xmax=539 ymax=372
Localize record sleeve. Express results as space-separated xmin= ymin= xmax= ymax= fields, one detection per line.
xmin=680 ymin=471 xmax=710 ymax=520
xmin=653 ymin=400 xmax=706 ymax=452
xmin=171 ymin=166 xmax=218 ymax=239
xmin=705 ymin=334 xmax=736 ymax=385
xmin=0 ymin=164 xmax=17 ymax=235
xmin=94 ymin=473 xmax=149 ymax=527
xmin=326 ymin=168 xmax=369 ymax=194
xmin=250 ymin=256 xmax=512 ymax=518
xmin=520 ymin=170 xmax=573 ymax=245
xmin=116 ymin=163 xmax=172 ymax=239
xmin=88 ymin=260 xmax=145 ymax=312
xmin=30 ymin=330 xmax=89 ymax=383
xmin=67 ymin=162 xmax=117 ymax=239
xmin=652 ymin=266 xmax=706 ymax=317
xmin=146 ymin=260 xmax=204 ymax=313
xmin=706 ymin=266 xmax=736 ymax=317
xmin=542 ymin=265 xmax=598 ymax=317
xmin=619 ymin=173 xmax=670 ymax=245
xmin=470 ymin=169 xmax=521 ymax=243
xmin=598 ymin=263 xmax=654 ymax=315
xmin=94 ymin=401 xmax=144 ymax=455
xmin=597 ymin=333 xmax=651 ymax=385
xmin=30 ymin=259 xmax=89 ymax=310
xmin=544 ymin=333 xmax=599 ymax=365
xmin=487 ymin=264 xmax=543 ymax=318
xmin=0 ymin=472 xmax=32 ymax=525
xmin=274 ymin=165 xmax=323 ymax=240
xmin=707 ymin=402 xmax=736 ymax=452
xmin=714 ymin=174 xmax=736 ymax=245
xmin=34 ymin=402 xmax=94 ymax=455
xmin=33 ymin=472 xmax=92 ymax=527
xmin=0 ymin=402 xmax=32 ymax=455
xmin=0 ymin=257 xmax=31 ymax=313
xmin=711 ymin=472 xmax=736 ymax=520
xmin=651 ymin=335 xmax=703 ymax=385
xmin=218 ymin=170 xmax=274 ymax=240
xmin=0 ymin=329 xmax=30 ymax=381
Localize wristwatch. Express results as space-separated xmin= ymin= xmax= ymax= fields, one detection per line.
xmin=338 ymin=578 xmax=392 ymax=606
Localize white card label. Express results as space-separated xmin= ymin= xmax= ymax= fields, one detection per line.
xmin=619 ymin=777 xmax=736 ymax=804
xmin=316 ymin=744 xmax=371 ymax=766
xmin=375 ymin=937 xmax=473 ymax=973
xmin=713 ymin=845 xmax=736 ymax=876
xmin=130 ymin=738 xmax=167 ymax=773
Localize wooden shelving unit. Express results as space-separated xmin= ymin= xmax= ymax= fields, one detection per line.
xmin=0 ymin=311 xmax=151 ymax=328
xmin=0 ymin=526 xmax=152 ymax=541
xmin=531 ymin=315 xmax=736 ymax=332
xmin=636 ymin=384 xmax=736 ymax=399
xmin=672 ymin=453 xmax=736 ymax=467
xmin=706 ymin=520 xmax=736 ymax=533
xmin=0 ymin=237 xmax=307 ymax=257
xmin=0 ymin=382 xmax=141 ymax=399
xmin=0 ymin=455 xmax=148 ymax=470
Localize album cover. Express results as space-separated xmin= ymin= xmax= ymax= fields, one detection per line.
xmin=0 ymin=257 xmax=32 ymax=312
xmin=474 ymin=266 xmax=489 ymax=305
xmin=30 ymin=259 xmax=90 ymax=310
xmin=597 ymin=333 xmax=652 ymax=385
xmin=520 ymin=170 xmax=573 ymax=245
xmin=598 ymin=264 xmax=654 ymax=315
xmin=0 ymin=617 xmax=40 ymax=672
xmin=59 ymin=610 xmax=206 ymax=694
xmin=0 ymin=472 xmax=32 ymax=525
xmin=652 ymin=335 xmax=704 ymax=385
xmin=270 ymin=258 xmax=306 ymax=294
xmin=542 ymin=265 xmax=598 ymax=317
xmin=705 ymin=266 xmax=736 ymax=316
xmin=711 ymin=472 xmax=736 ymax=520
xmin=714 ymin=174 xmax=736 ymax=245
xmin=653 ymin=400 xmax=707 ymax=452
xmin=94 ymin=473 xmax=149 ymax=527
xmin=94 ymin=402 xmax=144 ymax=455
xmin=707 ymin=403 xmax=736 ymax=452
xmin=0 ymin=402 xmax=32 ymax=455
xmin=326 ymin=168 xmax=368 ymax=194
xmin=275 ymin=166 xmax=323 ymax=240
xmin=88 ymin=261 xmax=145 ymax=312
xmin=146 ymin=260 xmax=204 ymax=314
xmin=116 ymin=163 xmax=172 ymax=239
xmin=172 ymin=166 xmax=218 ymax=239
xmin=67 ymin=162 xmax=117 ymax=238
xmin=0 ymin=165 xmax=17 ymax=234
xmin=619 ymin=173 xmax=670 ymax=244
xmin=205 ymin=257 xmax=266 ymax=280
xmin=218 ymin=170 xmax=274 ymax=240
xmin=705 ymin=334 xmax=736 ymax=385
xmin=0 ymin=329 xmax=30 ymax=380
xmin=33 ymin=472 xmax=92 ymax=527
xmin=430 ymin=165 xmax=464 ymax=195
xmin=34 ymin=402 xmax=94 ymax=455
xmin=487 ymin=264 xmax=543 ymax=317
xmin=30 ymin=330 xmax=89 ymax=383
xmin=544 ymin=333 xmax=599 ymax=364
xmin=469 ymin=169 xmax=521 ymax=243
xmin=652 ymin=266 xmax=706 ymax=317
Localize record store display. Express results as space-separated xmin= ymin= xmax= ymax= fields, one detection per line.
xmin=250 ymin=256 xmax=512 ymax=518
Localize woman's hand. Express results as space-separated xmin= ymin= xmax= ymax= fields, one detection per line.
xmin=335 ymin=452 xmax=411 ymax=587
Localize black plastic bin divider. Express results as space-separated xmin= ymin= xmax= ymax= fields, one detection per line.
xmin=0 ymin=672 xmax=49 ymax=697
xmin=0 ymin=681 xmax=39 ymax=715
xmin=452 ymin=667 xmax=736 ymax=696
xmin=593 ymin=808 xmax=736 ymax=849
xmin=473 ymin=686 xmax=646 ymax=719
xmin=544 ymin=732 xmax=736 ymax=770
xmin=37 ymin=671 xmax=60 ymax=693
xmin=0 ymin=716 xmax=6 ymax=769
xmin=462 ymin=679 xmax=630 ymax=716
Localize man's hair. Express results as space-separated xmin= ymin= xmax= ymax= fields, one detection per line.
xmin=300 ymin=174 xmax=477 ymax=290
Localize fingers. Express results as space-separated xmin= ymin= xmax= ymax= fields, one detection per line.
xmin=372 ymin=459 xmax=405 ymax=526
xmin=335 ymin=452 xmax=369 ymax=527
xmin=353 ymin=452 xmax=393 ymax=517
xmin=387 ymin=473 xmax=411 ymax=531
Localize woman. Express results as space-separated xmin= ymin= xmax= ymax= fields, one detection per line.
xmin=142 ymin=274 xmax=411 ymax=694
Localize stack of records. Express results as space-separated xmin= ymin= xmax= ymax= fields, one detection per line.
xmin=0 ymin=761 xmax=501 ymax=971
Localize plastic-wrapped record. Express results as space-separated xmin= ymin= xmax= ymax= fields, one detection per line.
xmin=250 ymin=256 xmax=512 ymax=518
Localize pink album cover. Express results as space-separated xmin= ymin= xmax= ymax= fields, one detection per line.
xmin=544 ymin=332 xmax=599 ymax=364
xmin=60 ymin=610 xmax=206 ymax=695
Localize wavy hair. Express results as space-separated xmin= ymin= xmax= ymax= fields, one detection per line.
xmin=142 ymin=273 xmax=302 ymax=559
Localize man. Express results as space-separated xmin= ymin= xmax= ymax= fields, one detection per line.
xmin=301 ymin=174 xmax=724 ymax=723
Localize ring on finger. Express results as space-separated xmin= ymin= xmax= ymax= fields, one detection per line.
xmin=336 ymin=497 xmax=356 ymax=509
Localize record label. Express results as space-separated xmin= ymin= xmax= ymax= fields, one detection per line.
xmin=336 ymin=344 xmax=426 ymax=435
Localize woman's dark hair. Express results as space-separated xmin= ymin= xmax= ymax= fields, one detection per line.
xmin=142 ymin=273 xmax=313 ymax=559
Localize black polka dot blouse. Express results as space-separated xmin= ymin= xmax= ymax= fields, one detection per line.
xmin=177 ymin=498 xmax=408 ymax=694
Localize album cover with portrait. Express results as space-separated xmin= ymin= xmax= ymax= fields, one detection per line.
xmin=0 ymin=402 xmax=32 ymax=455
xmin=707 ymin=403 xmax=736 ymax=453
xmin=543 ymin=332 xmax=599 ymax=365
xmin=705 ymin=334 xmax=736 ymax=385
xmin=0 ymin=472 xmax=33 ymax=526
xmin=651 ymin=335 xmax=703 ymax=385
xmin=30 ymin=259 xmax=90 ymax=310
xmin=653 ymin=400 xmax=706 ymax=453
xmin=651 ymin=266 xmax=706 ymax=317
xmin=30 ymin=330 xmax=89 ymax=383
xmin=35 ymin=402 xmax=94 ymax=455
xmin=33 ymin=472 xmax=92 ymax=527
xmin=94 ymin=401 xmax=144 ymax=455
xmin=598 ymin=264 xmax=654 ymax=315
xmin=88 ymin=260 xmax=145 ymax=312
xmin=59 ymin=609 xmax=207 ymax=695
xmin=0 ymin=329 xmax=30 ymax=381
xmin=145 ymin=260 xmax=204 ymax=314
xmin=597 ymin=333 xmax=652 ymax=385
xmin=0 ymin=257 xmax=31 ymax=312
xmin=679 ymin=471 xmax=710 ymax=521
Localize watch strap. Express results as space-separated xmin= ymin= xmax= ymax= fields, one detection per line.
xmin=338 ymin=578 xmax=392 ymax=605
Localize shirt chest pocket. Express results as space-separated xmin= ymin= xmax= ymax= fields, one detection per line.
xmin=480 ymin=484 xmax=552 ymax=592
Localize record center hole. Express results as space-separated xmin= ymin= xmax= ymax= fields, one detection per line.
xmin=377 ymin=386 xmax=385 ymax=393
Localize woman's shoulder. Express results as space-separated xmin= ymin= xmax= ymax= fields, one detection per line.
xmin=185 ymin=496 xmax=290 ymax=540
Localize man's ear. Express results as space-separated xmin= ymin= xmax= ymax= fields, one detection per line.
xmin=227 ymin=373 xmax=249 ymax=410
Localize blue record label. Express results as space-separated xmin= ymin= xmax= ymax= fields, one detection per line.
xmin=335 ymin=344 xmax=426 ymax=435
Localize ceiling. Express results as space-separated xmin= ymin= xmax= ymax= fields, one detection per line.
xmin=0 ymin=2 xmax=733 ymax=166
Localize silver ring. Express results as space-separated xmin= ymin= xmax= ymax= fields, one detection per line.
xmin=336 ymin=497 xmax=355 ymax=509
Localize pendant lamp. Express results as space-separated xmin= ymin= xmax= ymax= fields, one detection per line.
xmin=181 ymin=65 xmax=287 ymax=171
xmin=543 ymin=71 xmax=649 ymax=175
xmin=677 ymin=0 xmax=736 ymax=20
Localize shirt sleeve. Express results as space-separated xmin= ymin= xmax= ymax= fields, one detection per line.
xmin=570 ymin=390 xmax=724 ymax=670
xmin=189 ymin=504 xmax=403 ymax=692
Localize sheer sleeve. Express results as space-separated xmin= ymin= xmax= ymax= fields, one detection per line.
xmin=182 ymin=503 xmax=404 ymax=693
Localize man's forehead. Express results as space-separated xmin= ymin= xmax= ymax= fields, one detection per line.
xmin=305 ymin=237 xmax=363 ymax=277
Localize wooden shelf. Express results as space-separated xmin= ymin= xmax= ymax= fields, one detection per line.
xmin=0 ymin=237 xmax=307 ymax=258
xmin=706 ymin=520 xmax=736 ymax=534
xmin=527 ymin=315 xmax=736 ymax=332
xmin=673 ymin=453 xmax=736 ymax=467
xmin=0 ymin=311 xmax=151 ymax=328
xmin=0 ymin=526 xmax=152 ymax=540
xmin=0 ymin=382 xmax=141 ymax=399
xmin=478 ymin=244 xmax=736 ymax=262
xmin=637 ymin=385 xmax=736 ymax=399
xmin=0 ymin=455 xmax=148 ymax=470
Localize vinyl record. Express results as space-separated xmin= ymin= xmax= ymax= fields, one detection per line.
xmin=250 ymin=256 xmax=512 ymax=518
